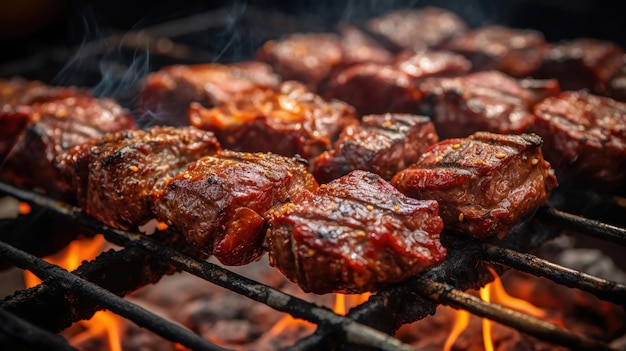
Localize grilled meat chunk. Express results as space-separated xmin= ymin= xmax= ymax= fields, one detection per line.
xmin=189 ymin=81 xmax=358 ymax=160
xmin=313 ymin=114 xmax=438 ymax=183
xmin=392 ymin=132 xmax=557 ymax=239
xmin=418 ymin=71 xmax=535 ymax=139
xmin=1 ymin=87 xmax=135 ymax=199
xmin=153 ymin=150 xmax=318 ymax=266
xmin=256 ymin=33 xmax=344 ymax=92
xmin=59 ymin=126 xmax=221 ymax=230
xmin=443 ymin=25 xmax=547 ymax=78
xmin=365 ymin=7 xmax=467 ymax=53
xmin=531 ymin=91 xmax=626 ymax=188
xmin=137 ymin=62 xmax=280 ymax=126
xmin=394 ymin=50 xmax=472 ymax=79
xmin=338 ymin=24 xmax=394 ymax=66
xmin=534 ymin=38 xmax=624 ymax=95
xmin=266 ymin=170 xmax=445 ymax=294
xmin=323 ymin=63 xmax=421 ymax=116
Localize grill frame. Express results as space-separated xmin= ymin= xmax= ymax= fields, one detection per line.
xmin=1 ymin=4 xmax=626 ymax=350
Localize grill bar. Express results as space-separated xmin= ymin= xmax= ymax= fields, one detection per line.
xmin=538 ymin=207 xmax=626 ymax=246
xmin=480 ymin=242 xmax=626 ymax=305
xmin=411 ymin=276 xmax=618 ymax=351
xmin=0 ymin=309 xmax=77 ymax=351
xmin=0 ymin=241 xmax=231 ymax=351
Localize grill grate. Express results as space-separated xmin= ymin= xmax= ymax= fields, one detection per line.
xmin=0 ymin=180 xmax=624 ymax=351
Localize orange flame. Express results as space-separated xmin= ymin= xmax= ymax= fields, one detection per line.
xmin=23 ymin=234 xmax=124 ymax=351
xmin=442 ymin=309 xmax=470 ymax=351
xmin=333 ymin=293 xmax=371 ymax=315
xmin=480 ymin=285 xmax=495 ymax=351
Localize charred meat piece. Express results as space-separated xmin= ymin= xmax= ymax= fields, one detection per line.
xmin=59 ymin=126 xmax=221 ymax=230
xmin=189 ymin=81 xmax=358 ymax=160
xmin=153 ymin=150 xmax=318 ymax=266
xmin=1 ymin=91 xmax=135 ymax=199
xmin=338 ymin=24 xmax=394 ymax=66
xmin=394 ymin=50 xmax=472 ymax=79
xmin=365 ymin=7 xmax=467 ymax=53
xmin=534 ymin=38 xmax=624 ymax=94
xmin=323 ymin=63 xmax=421 ymax=116
xmin=392 ymin=132 xmax=557 ymax=239
xmin=443 ymin=25 xmax=547 ymax=78
xmin=532 ymin=91 xmax=626 ymax=188
xmin=256 ymin=33 xmax=344 ymax=92
xmin=313 ymin=114 xmax=438 ymax=183
xmin=418 ymin=71 xmax=535 ymax=139
xmin=266 ymin=170 xmax=445 ymax=294
xmin=137 ymin=62 xmax=280 ymax=126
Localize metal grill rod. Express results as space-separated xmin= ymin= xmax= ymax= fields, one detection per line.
xmin=479 ymin=241 xmax=626 ymax=305
xmin=538 ymin=207 xmax=626 ymax=246
xmin=0 ymin=241 xmax=231 ymax=351
xmin=410 ymin=276 xmax=618 ymax=351
xmin=0 ymin=309 xmax=77 ymax=351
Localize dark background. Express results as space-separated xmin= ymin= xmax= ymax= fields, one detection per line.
xmin=2 ymin=0 xmax=626 ymax=87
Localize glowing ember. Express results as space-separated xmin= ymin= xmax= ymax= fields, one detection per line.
xmin=22 ymin=234 xmax=123 ymax=351
xmin=18 ymin=201 xmax=31 ymax=215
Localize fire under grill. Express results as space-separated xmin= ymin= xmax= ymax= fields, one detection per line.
xmin=1 ymin=2 xmax=626 ymax=351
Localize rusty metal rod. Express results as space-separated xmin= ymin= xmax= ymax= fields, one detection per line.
xmin=480 ymin=242 xmax=626 ymax=305
xmin=0 ymin=241 xmax=232 ymax=351
xmin=0 ymin=308 xmax=77 ymax=351
xmin=411 ymin=276 xmax=617 ymax=351
xmin=0 ymin=182 xmax=421 ymax=351
xmin=538 ymin=207 xmax=626 ymax=246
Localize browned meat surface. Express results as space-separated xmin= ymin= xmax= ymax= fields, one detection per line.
xmin=323 ymin=63 xmax=421 ymax=116
xmin=534 ymin=38 xmax=624 ymax=95
xmin=531 ymin=91 xmax=626 ymax=188
xmin=256 ymin=33 xmax=344 ymax=92
xmin=394 ymin=50 xmax=472 ymax=79
xmin=443 ymin=25 xmax=547 ymax=78
xmin=189 ymin=81 xmax=358 ymax=160
xmin=0 ymin=77 xmax=79 ymax=105
xmin=59 ymin=126 xmax=221 ymax=230
xmin=266 ymin=170 xmax=445 ymax=294
xmin=152 ymin=150 xmax=318 ymax=265
xmin=518 ymin=77 xmax=561 ymax=106
xmin=392 ymin=132 xmax=557 ymax=239
xmin=365 ymin=7 xmax=467 ymax=53
xmin=338 ymin=24 xmax=394 ymax=66
xmin=0 ymin=89 xmax=136 ymax=199
xmin=607 ymin=64 xmax=626 ymax=102
xmin=136 ymin=62 xmax=280 ymax=126
xmin=417 ymin=71 xmax=535 ymax=139
xmin=313 ymin=114 xmax=438 ymax=183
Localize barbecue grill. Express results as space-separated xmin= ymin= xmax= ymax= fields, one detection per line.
xmin=1 ymin=2 xmax=626 ymax=350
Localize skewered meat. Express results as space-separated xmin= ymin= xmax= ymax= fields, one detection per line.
xmin=59 ymin=126 xmax=221 ymax=230
xmin=1 ymin=85 xmax=135 ymax=199
xmin=266 ymin=170 xmax=445 ymax=294
xmin=534 ymin=38 xmax=624 ymax=95
xmin=324 ymin=51 xmax=471 ymax=116
xmin=313 ymin=114 xmax=438 ymax=183
xmin=417 ymin=71 xmax=536 ymax=139
xmin=256 ymin=33 xmax=344 ymax=92
xmin=365 ymin=7 xmax=467 ymax=53
xmin=338 ymin=24 xmax=394 ymax=67
xmin=153 ymin=150 xmax=318 ymax=265
xmin=394 ymin=50 xmax=472 ymax=79
xmin=443 ymin=25 xmax=548 ymax=78
xmin=323 ymin=63 xmax=421 ymax=116
xmin=531 ymin=91 xmax=626 ymax=188
xmin=392 ymin=132 xmax=557 ymax=239
xmin=189 ymin=81 xmax=358 ymax=160
xmin=136 ymin=62 xmax=280 ymax=126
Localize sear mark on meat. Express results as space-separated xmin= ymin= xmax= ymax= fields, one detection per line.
xmin=313 ymin=113 xmax=438 ymax=183
xmin=266 ymin=170 xmax=445 ymax=294
xmin=152 ymin=150 xmax=318 ymax=266
xmin=392 ymin=132 xmax=557 ymax=239
xmin=59 ymin=126 xmax=221 ymax=230
xmin=531 ymin=91 xmax=626 ymax=188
